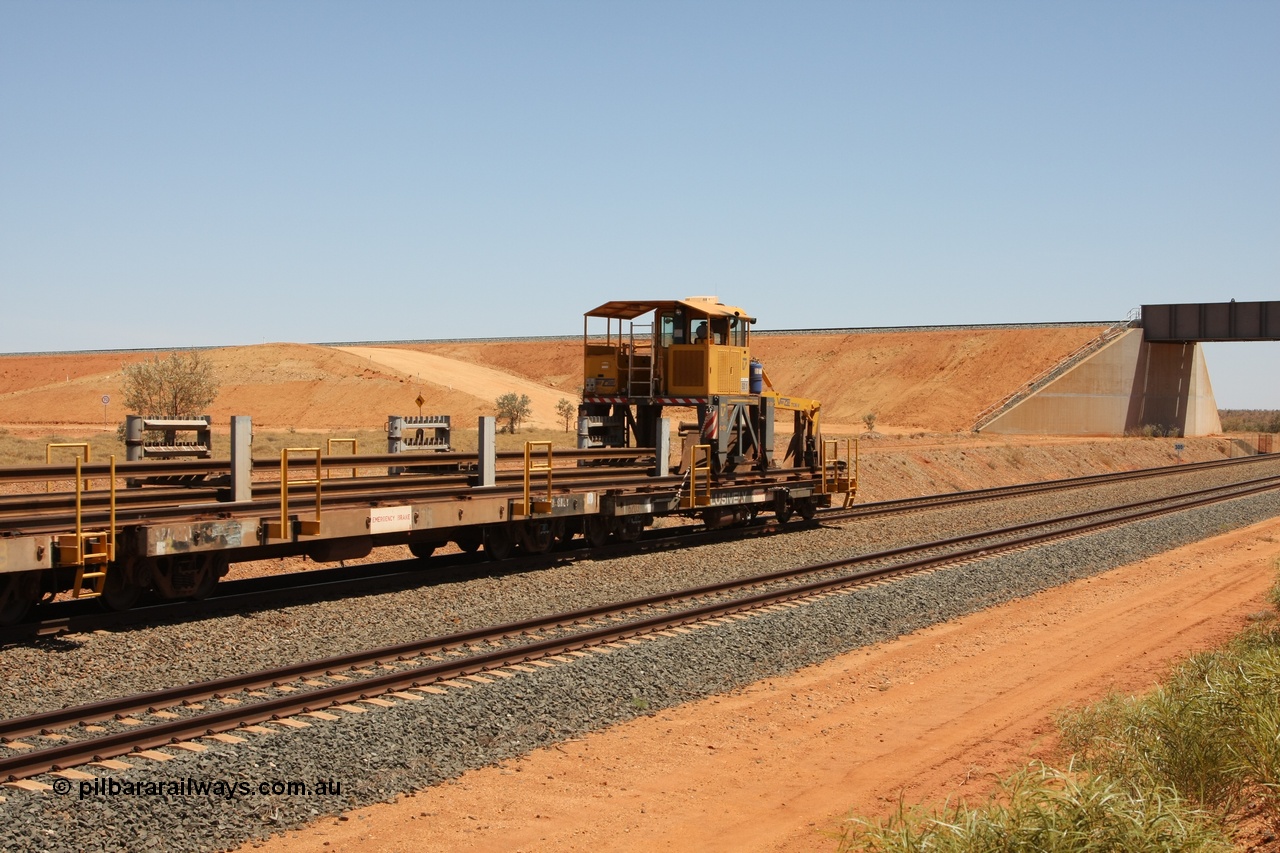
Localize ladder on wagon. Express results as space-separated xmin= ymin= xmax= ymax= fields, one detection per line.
xmin=54 ymin=456 xmax=118 ymax=599
xmin=626 ymin=322 xmax=655 ymax=398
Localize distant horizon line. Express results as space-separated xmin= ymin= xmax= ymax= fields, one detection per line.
xmin=0 ymin=320 xmax=1121 ymax=358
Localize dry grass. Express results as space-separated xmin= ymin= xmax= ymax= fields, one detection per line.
xmin=837 ymin=764 xmax=1229 ymax=852
xmin=0 ymin=426 xmax=585 ymax=467
xmin=0 ymin=429 xmax=124 ymax=467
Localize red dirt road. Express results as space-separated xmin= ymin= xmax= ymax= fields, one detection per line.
xmin=249 ymin=517 xmax=1280 ymax=853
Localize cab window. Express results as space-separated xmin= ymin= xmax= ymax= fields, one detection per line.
xmin=659 ymin=312 xmax=676 ymax=347
xmin=727 ymin=318 xmax=748 ymax=347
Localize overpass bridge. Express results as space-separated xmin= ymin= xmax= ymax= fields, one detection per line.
xmin=1142 ymin=300 xmax=1280 ymax=343
xmin=980 ymin=301 xmax=1278 ymax=437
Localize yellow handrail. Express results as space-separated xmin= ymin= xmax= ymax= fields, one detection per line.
xmin=63 ymin=455 xmax=116 ymax=597
xmin=61 ymin=454 xmax=115 ymax=574
xmin=820 ymin=438 xmax=859 ymax=507
xmin=46 ymin=442 xmax=90 ymax=492
xmin=326 ymin=438 xmax=358 ymax=478
xmin=108 ymin=454 xmax=116 ymax=560
xmin=74 ymin=456 xmax=82 ymax=549
xmin=521 ymin=441 xmax=553 ymax=516
xmin=685 ymin=444 xmax=712 ymax=508
xmin=266 ymin=448 xmax=323 ymax=539
xmin=70 ymin=454 xmax=118 ymax=562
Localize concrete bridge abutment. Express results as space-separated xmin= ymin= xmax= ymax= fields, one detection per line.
xmin=981 ymin=329 xmax=1221 ymax=437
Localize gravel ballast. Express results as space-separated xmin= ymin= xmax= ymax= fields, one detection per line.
xmin=3 ymin=458 xmax=1277 ymax=721
xmin=2 ymin=462 xmax=1279 ymax=852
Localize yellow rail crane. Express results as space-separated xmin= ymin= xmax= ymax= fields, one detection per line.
xmin=580 ymin=297 xmax=849 ymax=523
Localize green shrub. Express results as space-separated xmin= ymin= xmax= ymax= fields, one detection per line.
xmin=1219 ymin=409 xmax=1280 ymax=433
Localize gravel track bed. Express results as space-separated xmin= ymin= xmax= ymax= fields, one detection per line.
xmin=4 ymin=479 xmax=1279 ymax=852
xmin=0 ymin=474 xmax=1254 ymax=753
xmin=2 ymin=458 xmax=1278 ymax=723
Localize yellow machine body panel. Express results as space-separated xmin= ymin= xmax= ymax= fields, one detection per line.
xmin=666 ymin=345 xmax=750 ymax=396
xmin=584 ymin=343 xmax=622 ymax=395
xmin=583 ymin=297 xmax=756 ymax=398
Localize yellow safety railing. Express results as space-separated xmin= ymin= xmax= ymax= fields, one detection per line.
xmin=684 ymin=444 xmax=712 ymax=508
xmin=57 ymin=455 xmax=116 ymax=599
xmin=521 ymin=441 xmax=553 ymax=516
xmin=820 ymin=438 xmax=859 ymax=508
xmin=265 ymin=448 xmax=323 ymax=540
xmin=326 ymin=438 xmax=358 ymax=478
xmin=46 ymin=442 xmax=91 ymax=493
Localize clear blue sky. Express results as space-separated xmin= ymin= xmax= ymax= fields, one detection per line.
xmin=2 ymin=2 xmax=1276 ymax=405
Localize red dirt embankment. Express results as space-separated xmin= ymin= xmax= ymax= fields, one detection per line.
xmin=0 ymin=326 xmax=1103 ymax=436
xmin=751 ymin=326 xmax=1102 ymax=432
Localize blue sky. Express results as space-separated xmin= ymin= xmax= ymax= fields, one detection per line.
xmin=1 ymin=2 xmax=1276 ymax=405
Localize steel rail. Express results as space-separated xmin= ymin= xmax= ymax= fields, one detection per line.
xmin=0 ymin=464 xmax=826 ymax=535
xmin=0 ymin=455 xmax=652 ymax=507
xmin=7 ymin=449 xmax=1268 ymax=515
xmin=2 ymin=452 xmax=1272 ymax=535
xmin=0 ymin=451 xmax=680 ymax=512
xmin=0 ymin=469 xmax=689 ymax=534
xmin=0 ymin=446 xmax=652 ymax=484
xmin=828 ymin=453 xmax=1278 ymax=520
xmin=0 ymin=465 xmax=651 ymax=521
xmin=0 ymin=460 xmax=226 ymax=483
xmin=2 ymin=472 xmax=1278 ymax=780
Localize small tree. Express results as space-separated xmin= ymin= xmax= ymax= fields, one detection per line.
xmin=556 ymin=398 xmax=575 ymax=432
xmin=122 ymin=351 xmax=219 ymax=419
xmin=496 ymin=393 xmax=532 ymax=434
xmin=862 ymin=411 xmax=878 ymax=433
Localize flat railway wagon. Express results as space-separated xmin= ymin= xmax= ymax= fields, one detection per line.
xmin=0 ymin=298 xmax=855 ymax=625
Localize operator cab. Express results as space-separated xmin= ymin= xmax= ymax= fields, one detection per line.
xmin=582 ymin=296 xmax=755 ymax=399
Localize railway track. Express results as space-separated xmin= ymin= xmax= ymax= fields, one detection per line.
xmin=827 ymin=453 xmax=1273 ymax=520
xmin=4 ymin=454 xmax=1275 ymax=641
xmin=3 ymin=468 xmax=1278 ymax=783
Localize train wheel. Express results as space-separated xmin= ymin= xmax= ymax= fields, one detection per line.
xmin=701 ymin=507 xmax=733 ymax=529
xmin=454 ymin=530 xmax=483 ymax=553
xmin=773 ymin=493 xmax=794 ymax=524
xmin=0 ymin=571 xmax=39 ymax=626
xmin=615 ymin=516 xmax=644 ymax=543
xmin=483 ymin=524 xmax=516 ymax=561
xmin=583 ymin=516 xmax=610 ymax=548
xmin=520 ymin=521 xmax=554 ymax=555
xmin=153 ymin=554 xmax=222 ymax=600
xmin=101 ymin=568 xmax=143 ymax=612
xmin=408 ymin=542 xmax=436 ymax=560
xmin=796 ymin=497 xmax=817 ymax=522
xmin=190 ymin=556 xmax=224 ymax=600
xmin=550 ymin=519 xmax=571 ymax=548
